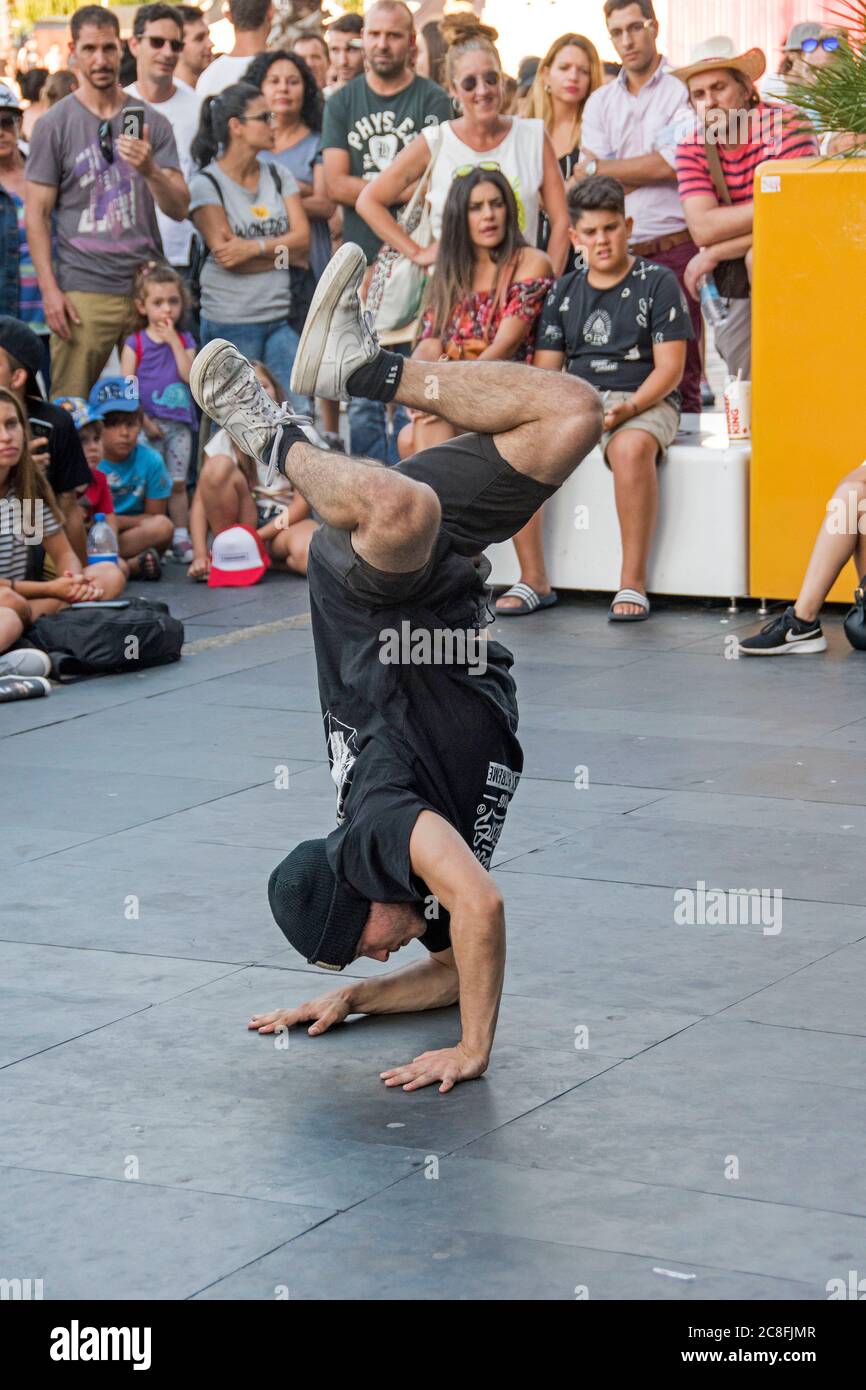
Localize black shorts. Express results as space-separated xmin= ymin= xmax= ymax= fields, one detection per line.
xmin=311 ymin=431 xmax=557 ymax=605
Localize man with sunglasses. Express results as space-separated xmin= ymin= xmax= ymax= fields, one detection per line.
xmin=322 ymin=0 xmax=451 ymax=463
xmin=576 ymin=1 xmax=704 ymax=427
xmin=127 ymin=4 xmax=201 ymax=279
xmin=780 ymin=22 xmax=861 ymax=158
xmin=24 ymin=5 xmax=188 ymax=401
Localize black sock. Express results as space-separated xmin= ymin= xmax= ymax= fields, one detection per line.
xmin=346 ymin=348 xmax=404 ymax=403
xmin=274 ymin=421 xmax=312 ymax=476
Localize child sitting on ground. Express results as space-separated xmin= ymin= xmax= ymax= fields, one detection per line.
xmin=188 ymin=361 xmax=318 ymax=582
xmin=88 ymin=376 xmax=173 ymax=581
xmin=53 ymin=397 xmax=130 ymax=579
xmin=120 ymin=262 xmax=197 ymax=564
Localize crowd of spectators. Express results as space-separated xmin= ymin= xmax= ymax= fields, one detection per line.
xmin=0 ymin=0 xmax=863 ymax=679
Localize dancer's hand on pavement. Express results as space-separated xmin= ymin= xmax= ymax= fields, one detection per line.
xmin=380 ymin=1043 xmax=488 ymax=1094
xmin=249 ymin=991 xmax=351 ymax=1037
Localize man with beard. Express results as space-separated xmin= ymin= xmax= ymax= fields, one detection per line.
xmin=24 ymin=5 xmax=188 ymax=399
xmin=321 ymin=0 xmax=451 ymax=463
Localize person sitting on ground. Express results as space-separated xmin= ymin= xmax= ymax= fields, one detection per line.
xmin=120 ymin=261 xmax=197 ymax=564
xmin=0 ymin=316 xmax=91 ymax=562
xmin=0 ymin=386 xmax=126 ymax=677
xmin=188 ymin=359 xmax=318 ymax=581
xmin=534 ymin=176 xmax=692 ymax=622
xmin=53 ymin=395 xmax=131 ymax=579
xmin=88 ymin=375 xmax=173 ymax=579
xmin=738 ymin=460 xmax=866 ymax=657
xmin=398 ymin=165 xmax=553 ymax=462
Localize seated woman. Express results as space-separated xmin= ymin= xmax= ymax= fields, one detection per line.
xmin=188 ymin=361 xmax=318 ymax=582
xmin=738 ymin=462 xmax=866 ymax=657
xmin=0 ymin=387 xmax=125 ymax=674
xmin=398 ymin=166 xmax=554 ymax=616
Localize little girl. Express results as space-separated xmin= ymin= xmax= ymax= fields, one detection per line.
xmin=120 ymin=263 xmax=197 ymax=564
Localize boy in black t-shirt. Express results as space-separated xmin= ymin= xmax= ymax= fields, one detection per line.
xmin=190 ymin=241 xmax=603 ymax=1095
xmin=535 ymin=177 xmax=693 ymax=622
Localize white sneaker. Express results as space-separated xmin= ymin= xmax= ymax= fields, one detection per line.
xmin=0 ymin=648 xmax=52 ymax=678
xmin=170 ymin=535 xmax=195 ymax=564
xmin=189 ymin=341 xmax=320 ymax=486
xmin=290 ymin=242 xmax=380 ymax=401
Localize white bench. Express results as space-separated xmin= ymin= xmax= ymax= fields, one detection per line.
xmin=487 ymin=413 xmax=751 ymax=603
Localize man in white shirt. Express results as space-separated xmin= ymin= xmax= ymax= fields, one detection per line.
xmin=127 ymin=3 xmax=201 ymax=272
xmin=174 ymin=4 xmax=214 ymax=91
xmin=195 ymin=0 xmax=273 ymax=102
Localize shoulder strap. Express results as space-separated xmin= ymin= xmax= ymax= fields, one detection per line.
xmin=134 ymin=331 xmax=144 ymax=368
xmin=201 ymin=168 xmax=226 ymax=206
xmin=704 ymin=140 xmax=733 ymax=206
xmin=265 ymin=161 xmax=284 ymax=195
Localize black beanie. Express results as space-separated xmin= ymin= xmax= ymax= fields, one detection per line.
xmin=268 ymin=839 xmax=370 ymax=970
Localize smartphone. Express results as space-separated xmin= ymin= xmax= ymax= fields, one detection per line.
xmin=122 ymin=106 xmax=145 ymax=141
xmin=29 ymin=417 xmax=55 ymax=448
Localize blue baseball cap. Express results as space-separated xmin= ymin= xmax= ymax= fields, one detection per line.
xmin=88 ymin=375 xmax=141 ymax=418
xmin=53 ymin=396 xmax=99 ymax=430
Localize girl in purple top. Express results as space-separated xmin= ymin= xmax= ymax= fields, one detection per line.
xmin=120 ymin=263 xmax=197 ymax=563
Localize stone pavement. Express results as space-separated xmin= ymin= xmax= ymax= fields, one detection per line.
xmin=2 ymin=565 xmax=865 ymax=1301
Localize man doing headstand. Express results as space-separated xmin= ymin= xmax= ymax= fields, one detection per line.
xmin=190 ymin=243 xmax=603 ymax=1093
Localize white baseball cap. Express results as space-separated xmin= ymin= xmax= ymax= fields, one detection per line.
xmin=208 ymin=525 xmax=270 ymax=588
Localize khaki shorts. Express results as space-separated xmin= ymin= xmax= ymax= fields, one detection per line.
xmin=599 ymin=391 xmax=680 ymax=467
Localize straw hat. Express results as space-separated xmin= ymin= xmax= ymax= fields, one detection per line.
xmin=671 ymin=36 xmax=766 ymax=87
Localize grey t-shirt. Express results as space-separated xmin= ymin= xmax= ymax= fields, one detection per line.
xmin=24 ymin=92 xmax=180 ymax=295
xmin=188 ymin=161 xmax=298 ymax=325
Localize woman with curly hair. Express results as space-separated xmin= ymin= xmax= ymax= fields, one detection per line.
xmin=243 ymin=50 xmax=335 ymax=288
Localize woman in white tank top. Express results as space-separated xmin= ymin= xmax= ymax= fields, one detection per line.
xmin=355 ymin=17 xmax=569 ymax=275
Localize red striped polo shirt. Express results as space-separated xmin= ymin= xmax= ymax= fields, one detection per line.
xmin=676 ymin=103 xmax=818 ymax=204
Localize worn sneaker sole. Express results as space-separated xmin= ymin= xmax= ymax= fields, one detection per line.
xmin=189 ymin=338 xmax=236 ymax=417
xmin=290 ymin=242 xmax=367 ymax=399
xmin=738 ymin=635 xmax=828 ymax=656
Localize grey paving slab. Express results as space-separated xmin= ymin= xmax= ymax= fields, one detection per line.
xmin=0 ymin=991 xmax=150 ymax=1069
xmin=708 ymin=745 xmax=866 ymax=805
xmin=357 ymin=1157 xmax=866 ymax=1284
xmin=721 ymin=939 xmax=866 ymax=1036
xmin=0 ymin=940 xmax=239 ymax=1006
xmin=0 ymin=1165 xmax=330 ymax=1300
xmin=626 ymin=788 xmax=866 ymax=838
xmin=500 ymin=815 xmax=866 ymax=906
xmin=463 ymin=1055 xmax=866 ymax=1214
xmin=193 ymin=1208 xmax=820 ymax=1301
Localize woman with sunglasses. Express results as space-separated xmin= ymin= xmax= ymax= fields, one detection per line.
xmin=356 ymin=12 xmax=570 ymax=277
xmin=189 ymin=82 xmax=311 ymax=410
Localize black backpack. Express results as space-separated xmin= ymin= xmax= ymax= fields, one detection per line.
xmin=22 ymin=598 xmax=184 ymax=681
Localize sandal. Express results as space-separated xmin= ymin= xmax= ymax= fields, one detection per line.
xmin=136 ymin=548 xmax=162 ymax=582
xmin=609 ymin=589 xmax=650 ymax=622
xmin=495 ymin=583 xmax=558 ymax=617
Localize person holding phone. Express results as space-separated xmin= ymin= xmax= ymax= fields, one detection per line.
xmin=23 ymin=5 xmax=189 ymax=400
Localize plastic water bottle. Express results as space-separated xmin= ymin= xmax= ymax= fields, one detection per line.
xmin=86 ymin=513 xmax=119 ymax=566
xmin=698 ymin=273 xmax=729 ymax=327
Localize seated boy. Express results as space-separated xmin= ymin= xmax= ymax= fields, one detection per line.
xmin=88 ymin=377 xmax=174 ymax=581
xmin=54 ymin=396 xmax=130 ymax=580
xmin=534 ymin=176 xmax=693 ymax=622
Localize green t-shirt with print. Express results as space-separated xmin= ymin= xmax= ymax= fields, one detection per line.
xmin=322 ymin=73 xmax=453 ymax=262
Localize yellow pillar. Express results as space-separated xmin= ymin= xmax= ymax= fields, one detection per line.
xmin=751 ymin=159 xmax=866 ymax=602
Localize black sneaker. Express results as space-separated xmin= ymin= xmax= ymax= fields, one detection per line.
xmin=738 ymin=605 xmax=827 ymax=656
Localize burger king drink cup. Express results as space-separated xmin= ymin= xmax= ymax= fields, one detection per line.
xmin=724 ymin=375 xmax=751 ymax=441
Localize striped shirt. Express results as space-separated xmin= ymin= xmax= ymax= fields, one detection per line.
xmin=10 ymin=191 xmax=48 ymax=331
xmin=676 ymin=103 xmax=818 ymax=205
xmin=0 ymin=486 xmax=61 ymax=582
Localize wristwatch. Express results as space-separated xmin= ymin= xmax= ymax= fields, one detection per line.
xmin=584 ymin=158 xmax=599 ymax=177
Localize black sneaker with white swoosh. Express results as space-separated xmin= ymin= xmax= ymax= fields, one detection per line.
xmin=737 ymin=605 xmax=828 ymax=656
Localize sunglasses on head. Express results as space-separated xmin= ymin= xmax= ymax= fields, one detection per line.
xmin=458 ymin=70 xmax=500 ymax=92
xmin=453 ymin=160 xmax=502 ymax=180
xmin=145 ymin=35 xmax=183 ymax=52
xmin=98 ymin=119 xmax=114 ymax=164
xmin=801 ymin=35 xmax=840 ymax=53
xmin=0 ymin=112 xmax=20 ymax=131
